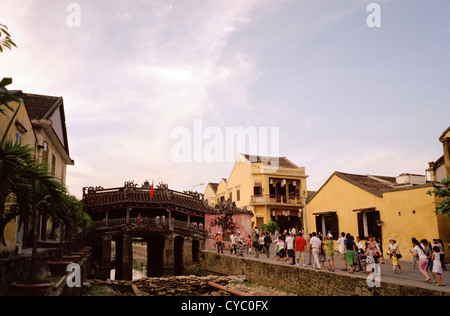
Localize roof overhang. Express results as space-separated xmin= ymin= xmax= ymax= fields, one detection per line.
xmin=32 ymin=119 xmax=74 ymax=165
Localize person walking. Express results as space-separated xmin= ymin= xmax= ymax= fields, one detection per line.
xmin=295 ymin=233 xmax=307 ymax=266
xmin=307 ymin=233 xmax=313 ymax=266
xmin=285 ymin=232 xmax=295 ymax=265
xmin=434 ymin=239 xmax=446 ymax=271
xmin=324 ymin=236 xmax=335 ymax=271
xmin=252 ymin=233 xmax=260 ymax=258
xmin=337 ymin=232 xmax=347 ymax=271
xmin=388 ymin=238 xmax=402 ymax=273
xmin=431 ymin=246 xmax=446 ymax=286
xmin=277 ymin=235 xmax=286 ymax=263
xmin=318 ymin=236 xmax=326 ymax=269
xmin=264 ymin=232 xmax=272 ymax=258
xmin=310 ymin=232 xmax=322 ymax=269
xmin=410 ymin=237 xmax=419 ymax=269
xmin=412 ymin=239 xmax=431 ymax=283
xmin=345 ymin=233 xmax=356 ymax=273
xmin=229 ymin=232 xmax=236 ymax=255
xmin=355 ymin=237 xmax=364 ymax=272
xmin=246 ymin=235 xmax=252 ymax=255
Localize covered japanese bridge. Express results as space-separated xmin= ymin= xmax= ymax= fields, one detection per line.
xmin=84 ymin=181 xmax=215 ymax=280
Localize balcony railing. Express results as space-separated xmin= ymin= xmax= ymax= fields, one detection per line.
xmin=94 ymin=217 xmax=205 ymax=232
xmin=250 ymin=194 xmax=305 ymax=206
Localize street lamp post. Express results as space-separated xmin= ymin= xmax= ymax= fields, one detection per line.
xmin=191 ymin=183 xmax=205 ymax=192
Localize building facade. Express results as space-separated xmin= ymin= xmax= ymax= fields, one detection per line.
xmin=0 ymin=91 xmax=74 ymax=255
xmin=0 ymin=95 xmax=37 ymax=255
xmin=206 ymin=154 xmax=308 ymax=233
xmin=307 ymin=171 xmax=450 ymax=262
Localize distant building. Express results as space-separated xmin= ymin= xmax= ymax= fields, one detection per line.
xmin=206 ymin=154 xmax=308 ymax=233
xmin=204 ymin=182 xmax=219 ymax=206
xmin=427 ymin=126 xmax=450 ymax=182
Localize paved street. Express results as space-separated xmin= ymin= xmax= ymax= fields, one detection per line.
xmin=212 ymin=244 xmax=450 ymax=294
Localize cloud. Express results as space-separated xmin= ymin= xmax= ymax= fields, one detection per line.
xmin=0 ymin=0 xmax=277 ymax=197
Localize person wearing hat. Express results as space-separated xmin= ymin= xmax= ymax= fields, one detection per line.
xmin=388 ymin=238 xmax=402 ymax=273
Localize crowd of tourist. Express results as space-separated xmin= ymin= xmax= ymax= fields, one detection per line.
xmin=214 ymin=229 xmax=446 ymax=286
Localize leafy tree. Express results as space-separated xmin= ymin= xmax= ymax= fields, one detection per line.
xmin=261 ymin=220 xmax=280 ymax=234
xmin=427 ymin=178 xmax=450 ymax=216
xmin=0 ymin=23 xmax=17 ymax=52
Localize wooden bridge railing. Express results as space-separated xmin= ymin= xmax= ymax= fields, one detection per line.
xmin=94 ymin=217 xmax=205 ymax=232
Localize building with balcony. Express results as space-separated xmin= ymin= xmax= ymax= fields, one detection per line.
xmin=205 ymin=154 xmax=309 ymax=233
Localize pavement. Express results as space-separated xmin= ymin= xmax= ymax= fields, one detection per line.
xmin=212 ymin=244 xmax=450 ymax=294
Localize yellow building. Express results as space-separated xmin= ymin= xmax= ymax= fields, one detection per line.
xmin=307 ymin=171 xmax=450 ymax=262
xmin=0 ymin=91 xmax=74 ymax=255
xmin=205 ymin=154 xmax=308 ymax=232
xmin=0 ymin=93 xmax=38 ymax=255
xmin=204 ymin=182 xmax=219 ymax=206
xmin=427 ymin=126 xmax=450 ymax=182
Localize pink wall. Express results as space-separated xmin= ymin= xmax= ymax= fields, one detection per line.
xmin=205 ymin=213 xmax=253 ymax=250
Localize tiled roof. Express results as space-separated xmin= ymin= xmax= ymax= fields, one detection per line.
xmin=309 ymin=171 xmax=433 ymax=203
xmin=334 ymin=172 xmax=397 ymax=198
xmin=207 ymin=183 xmax=219 ymax=193
xmin=84 ymin=186 xmax=218 ymax=214
xmin=20 ymin=93 xmax=62 ymax=120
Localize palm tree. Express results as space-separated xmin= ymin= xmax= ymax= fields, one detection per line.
xmin=0 ymin=139 xmax=92 ymax=282
xmin=0 ymin=140 xmax=37 ymax=245
xmin=25 ymin=176 xmax=68 ymax=282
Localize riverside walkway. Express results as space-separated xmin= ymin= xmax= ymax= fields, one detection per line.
xmin=210 ymin=244 xmax=450 ymax=294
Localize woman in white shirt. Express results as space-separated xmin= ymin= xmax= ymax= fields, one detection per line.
xmin=412 ymin=239 xmax=431 ymax=283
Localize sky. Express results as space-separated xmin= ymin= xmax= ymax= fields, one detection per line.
xmin=1 ymin=0 xmax=449 ymax=198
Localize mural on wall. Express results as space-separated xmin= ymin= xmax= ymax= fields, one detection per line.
xmin=209 ymin=213 xmax=239 ymax=241
xmin=204 ymin=200 xmax=254 ymax=250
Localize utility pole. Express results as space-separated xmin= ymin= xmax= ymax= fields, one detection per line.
xmin=302 ymin=190 xmax=308 ymax=240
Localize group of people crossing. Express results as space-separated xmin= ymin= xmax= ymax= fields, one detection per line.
xmin=214 ymin=229 xmax=446 ymax=286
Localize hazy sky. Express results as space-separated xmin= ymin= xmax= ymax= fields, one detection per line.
xmin=1 ymin=0 xmax=449 ymax=198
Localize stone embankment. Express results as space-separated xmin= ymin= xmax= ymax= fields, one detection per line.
xmin=87 ymin=275 xmax=288 ymax=296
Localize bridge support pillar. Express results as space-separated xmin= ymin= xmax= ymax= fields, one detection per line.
xmin=98 ymin=235 xmax=112 ymax=280
xmin=183 ymin=237 xmax=193 ymax=267
xmin=121 ymin=233 xmax=133 ymax=281
xmin=164 ymin=234 xmax=174 ymax=275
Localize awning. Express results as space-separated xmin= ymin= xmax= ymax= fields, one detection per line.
xmin=352 ymin=207 xmax=376 ymax=213
xmin=312 ymin=210 xmax=337 ymax=216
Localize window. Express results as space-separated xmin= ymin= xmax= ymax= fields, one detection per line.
xmin=42 ymin=141 xmax=49 ymax=163
xmin=254 ymin=183 xmax=262 ymax=196
xmin=236 ymin=189 xmax=240 ymax=201
xmin=288 ymin=183 xmax=295 ymax=199
xmin=315 ymin=213 xmax=339 ymax=240
xmin=357 ymin=210 xmax=381 ymax=240
xmin=14 ymin=131 xmax=23 ymax=145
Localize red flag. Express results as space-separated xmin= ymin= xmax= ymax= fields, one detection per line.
xmin=150 ymin=180 xmax=154 ymax=200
